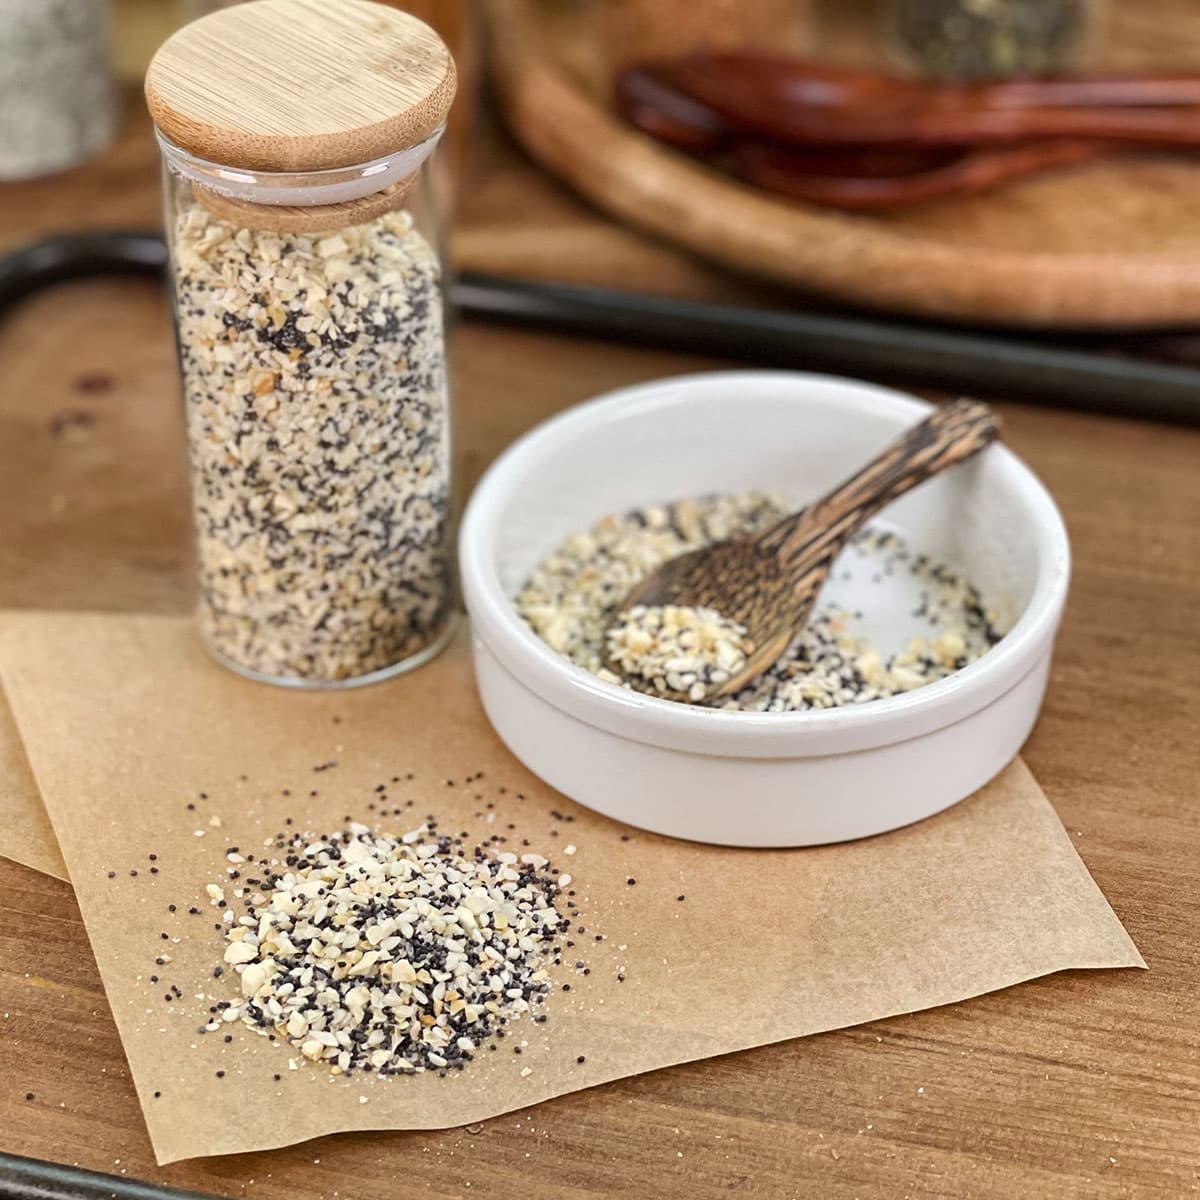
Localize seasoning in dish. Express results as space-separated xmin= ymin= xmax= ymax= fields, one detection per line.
xmin=606 ymin=604 xmax=752 ymax=701
xmin=516 ymin=492 xmax=1003 ymax=711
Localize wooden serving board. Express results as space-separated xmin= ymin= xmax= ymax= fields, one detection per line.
xmin=486 ymin=0 xmax=1200 ymax=328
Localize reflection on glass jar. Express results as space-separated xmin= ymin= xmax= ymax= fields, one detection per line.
xmin=147 ymin=0 xmax=457 ymax=688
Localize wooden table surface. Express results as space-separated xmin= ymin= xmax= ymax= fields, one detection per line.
xmin=1 ymin=95 xmax=1199 ymax=1200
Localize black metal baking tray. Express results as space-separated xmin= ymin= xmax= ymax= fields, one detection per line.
xmin=2 ymin=230 xmax=1200 ymax=424
xmin=0 ymin=226 xmax=1197 ymax=1199
xmin=0 ymin=1152 xmax=217 ymax=1200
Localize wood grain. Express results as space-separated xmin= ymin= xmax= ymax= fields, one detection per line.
xmin=598 ymin=0 xmax=810 ymax=71
xmin=1 ymin=78 xmax=1200 ymax=1200
xmin=145 ymin=0 xmax=456 ymax=171
xmin=490 ymin=0 xmax=1200 ymax=327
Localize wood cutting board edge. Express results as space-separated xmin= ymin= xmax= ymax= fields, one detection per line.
xmin=486 ymin=0 xmax=1200 ymax=329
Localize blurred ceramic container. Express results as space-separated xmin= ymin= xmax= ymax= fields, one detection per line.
xmin=0 ymin=0 xmax=116 ymax=180
xmin=882 ymin=0 xmax=1102 ymax=79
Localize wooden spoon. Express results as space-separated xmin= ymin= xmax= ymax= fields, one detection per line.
xmin=621 ymin=56 xmax=1200 ymax=148
xmin=616 ymin=68 xmax=1118 ymax=209
xmin=730 ymin=138 xmax=1105 ymax=210
xmin=604 ymin=399 xmax=1000 ymax=702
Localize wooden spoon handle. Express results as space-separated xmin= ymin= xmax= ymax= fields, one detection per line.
xmin=635 ymin=58 xmax=1200 ymax=148
xmin=756 ymin=399 xmax=999 ymax=592
xmin=732 ymin=138 xmax=1106 ymax=210
xmin=844 ymin=105 xmax=1200 ymax=148
xmin=970 ymin=73 xmax=1200 ymax=110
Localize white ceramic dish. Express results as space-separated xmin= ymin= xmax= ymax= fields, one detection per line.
xmin=459 ymin=371 xmax=1070 ymax=847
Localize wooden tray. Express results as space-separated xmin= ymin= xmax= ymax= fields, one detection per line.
xmin=486 ymin=0 xmax=1200 ymax=328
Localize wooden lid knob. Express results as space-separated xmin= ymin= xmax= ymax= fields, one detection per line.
xmin=145 ymin=0 xmax=456 ymax=173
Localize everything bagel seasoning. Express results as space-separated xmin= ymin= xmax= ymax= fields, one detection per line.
xmin=208 ymin=822 xmax=564 ymax=1075
xmin=606 ymin=604 xmax=752 ymax=701
xmin=172 ymin=204 xmax=451 ymax=684
xmin=516 ymin=493 xmax=1003 ymax=711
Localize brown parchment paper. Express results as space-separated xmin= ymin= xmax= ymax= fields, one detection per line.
xmin=0 ymin=611 xmax=1143 ymax=1166
xmin=0 ymin=629 xmax=67 ymax=878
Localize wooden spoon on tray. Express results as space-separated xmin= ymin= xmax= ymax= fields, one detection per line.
xmin=727 ymin=139 xmax=1104 ymax=210
xmin=620 ymin=56 xmax=1200 ymax=148
xmin=603 ymin=399 xmax=999 ymax=702
xmin=616 ymin=59 xmax=1200 ymax=208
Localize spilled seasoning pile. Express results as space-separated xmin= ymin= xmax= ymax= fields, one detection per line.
xmin=517 ymin=492 xmax=1003 ymax=711
xmin=206 ymin=822 xmax=564 ymax=1075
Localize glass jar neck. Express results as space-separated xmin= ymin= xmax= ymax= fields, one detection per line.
xmin=155 ymin=126 xmax=444 ymax=208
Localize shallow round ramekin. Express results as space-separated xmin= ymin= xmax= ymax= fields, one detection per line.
xmin=459 ymin=371 xmax=1070 ymax=847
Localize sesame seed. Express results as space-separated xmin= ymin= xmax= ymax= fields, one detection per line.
xmin=515 ymin=499 xmax=1002 ymax=711
xmin=205 ymin=822 xmax=567 ymax=1075
xmin=173 ymin=205 xmax=452 ymax=683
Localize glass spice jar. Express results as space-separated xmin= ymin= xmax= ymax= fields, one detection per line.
xmin=0 ymin=0 xmax=116 ymax=181
xmin=146 ymin=0 xmax=458 ymax=688
xmin=883 ymin=0 xmax=1100 ymax=80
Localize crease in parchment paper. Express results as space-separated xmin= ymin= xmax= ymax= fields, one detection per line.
xmin=0 ymin=611 xmax=1143 ymax=1165
xmin=0 ymin=667 xmax=66 ymax=879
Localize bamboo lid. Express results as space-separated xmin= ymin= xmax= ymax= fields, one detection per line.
xmin=145 ymin=0 xmax=456 ymax=173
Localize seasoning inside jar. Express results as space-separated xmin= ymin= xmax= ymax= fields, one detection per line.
xmin=886 ymin=0 xmax=1096 ymax=79
xmin=146 ymin=0 xmax=458 ymax=687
